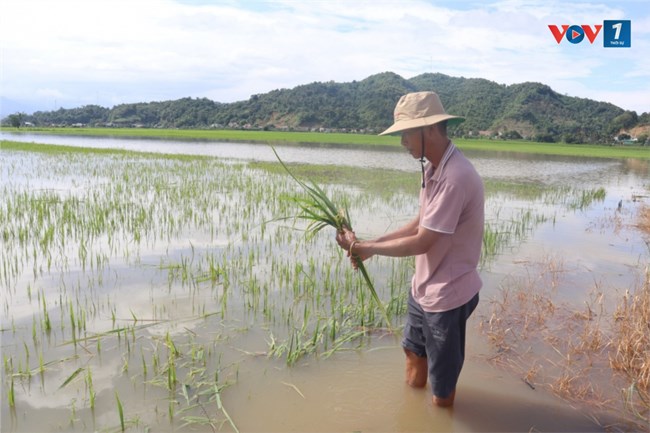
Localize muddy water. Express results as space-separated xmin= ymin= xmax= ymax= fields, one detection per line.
xmin=224 ymin=343 xmax=612 ymax=432
xmin=1 ymin=134 xmax=648 ymax=432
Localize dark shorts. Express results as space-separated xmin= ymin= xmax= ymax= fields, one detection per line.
xmin=401 ymin=291 xmax=479 ymax=398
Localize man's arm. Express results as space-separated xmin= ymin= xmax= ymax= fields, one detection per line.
xmin=355 ymin=223 xmax=440 ymax=258
xmin=336 ymin=216 xmax=418 ymax=257
xmin=337 ymin=215 xmax=441 ymax=263
xmin=374 ymin=216 xmax=419 ymax=243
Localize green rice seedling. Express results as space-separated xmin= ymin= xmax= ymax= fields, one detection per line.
xmin=38 ymin=351 xmax=45 ymax=386
xmin=122 ymin=355 xmax=129 ymax=374
xmin=141 ymin=351 xmax=148 ymax=378
xmin=59 ymin=367 xmax=84 ymax=389
xmin=3 ymin=355 xmax=12 ymax=375
xmin=86 ymin=367 xmax=95 ymax=410
xmin=214 ymin=383 xmax=239 ymax=433
xmin=115 ymin=391 xmax=125 ymax=432
xmin=169 ymin=399 xmax=175 ymax=422
xmin=623 ymin=382 xmax=649 ymax=426
xmin=68 ymin=399 xmax=77 ymax=427
xmin=41 ymin=291 xmax=51 ymax=332
xmin=271 ymin=147 xmax=392 ymax=329
xmin=567 ymin=187 xmax=607 ymax=211
xmin=68 ymin=300 xmax=77 ymax=346
xmin=23 ymin=342 xmax=29 ymax=369
xmin=168 ymin=355 xmax=177 ymax=391
xmin=8 ymin=375 xmax=15 ymax=408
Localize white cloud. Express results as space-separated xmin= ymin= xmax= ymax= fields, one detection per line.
xmin=1 ymin=0 xmax=648 ymax=113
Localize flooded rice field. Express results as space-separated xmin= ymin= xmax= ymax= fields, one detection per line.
xmin=1 ymin=135 xmax=649 ymax=432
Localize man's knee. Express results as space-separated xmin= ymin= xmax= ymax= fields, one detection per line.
xmin=403 ymin=348 xmax=427 ymax=388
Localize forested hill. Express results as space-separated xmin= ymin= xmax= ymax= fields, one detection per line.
xmin=12 ymin=72 xmax=649 ymax=144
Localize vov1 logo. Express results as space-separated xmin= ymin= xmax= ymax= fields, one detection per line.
xmin=548 ymin=24 xmax=602 ymax=44
xmin=548 ymin=20 xmax=631 ymax=47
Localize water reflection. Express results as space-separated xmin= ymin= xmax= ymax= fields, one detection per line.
xmin=2 ymin=132 xmax=646 ymax=186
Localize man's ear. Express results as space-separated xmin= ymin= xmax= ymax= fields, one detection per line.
xmin=427 ymin=123 xmax=446 ymax=140
xmin=423 ymin=124 xmax=437 ymax=140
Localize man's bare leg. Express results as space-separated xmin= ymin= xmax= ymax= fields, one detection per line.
xmin=404 ymin=348 xmax=427 ymax=388
xmin=404 ymin=348 xmax=456 ymax=407
xmin=433 ymin=390 xmax=455 ymax=407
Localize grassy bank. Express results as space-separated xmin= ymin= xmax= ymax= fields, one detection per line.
xmin=3 ymin=127 xmax=396 ymax=146
xmin=0 ymin=139 xmax=203 ymax=160
xmin=2 ymin=127 xmax=649 ymax=160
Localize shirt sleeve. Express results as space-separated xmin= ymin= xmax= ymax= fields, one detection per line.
xmin=420 ymin=181 xmax=465 ymax=234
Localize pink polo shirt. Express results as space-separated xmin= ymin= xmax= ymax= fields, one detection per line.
xmin=412 ymin=142 xmax=484 ymax=312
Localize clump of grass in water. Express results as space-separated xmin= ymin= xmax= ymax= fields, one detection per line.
xmin=271 ymin=147 xmax=392 ymax=329
xmin=611 ymin=268 xmax=650 ymax=425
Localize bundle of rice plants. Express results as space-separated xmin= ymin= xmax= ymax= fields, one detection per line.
xmin=271 ymin=147 xmax=392 ymax=329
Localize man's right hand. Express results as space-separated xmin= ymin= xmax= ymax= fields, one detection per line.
xmin=335 ymin=228 xmax=357 ymax=252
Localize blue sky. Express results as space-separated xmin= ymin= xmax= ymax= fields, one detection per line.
xmin=1 ymin=0 xmax=648 ymax=115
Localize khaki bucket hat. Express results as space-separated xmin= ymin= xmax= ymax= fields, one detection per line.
xmin=379 ymin=91 xmax=464 ymax=136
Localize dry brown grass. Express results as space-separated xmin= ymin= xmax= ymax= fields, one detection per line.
xmin=478 ymin=199 xmax=650 ymax=430
xmin=636 ymin=205 xmax=650 ymax=235
xmin=610 ymin=269 xmax=650 ymax=422
xmin=549 ymin=370 xmax=607 ymax=407
xmin=479 ymin=258 xmax=650 ymax=431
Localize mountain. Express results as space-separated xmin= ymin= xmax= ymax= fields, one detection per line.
xmin=5 ymin=72 xmax=649 ymax=144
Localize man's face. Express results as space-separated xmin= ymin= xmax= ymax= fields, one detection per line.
xmin=401 ymin=128 xmax=422 ymax=159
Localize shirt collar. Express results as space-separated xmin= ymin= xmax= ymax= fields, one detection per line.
xmin=425 ymin=141 xmax=457 ymax=184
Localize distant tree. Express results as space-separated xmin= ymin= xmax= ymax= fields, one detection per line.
xmin=563 ymin=133 xmax=583 ymax=144
xmin=8 ymin=112 xmax=25 ymax=128
xmin=610 ymin=111 xmax=638 ymax=132
xmin=501 ymin=130 xmax=522 ymax=140
xmin=639 ymin=112 xmax=650 ymax=125
xmin=534 ymin=133 xmax=555 ymax=143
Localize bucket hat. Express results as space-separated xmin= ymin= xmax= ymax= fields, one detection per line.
xmin=379 ymin=91 xmax=464 ymax=136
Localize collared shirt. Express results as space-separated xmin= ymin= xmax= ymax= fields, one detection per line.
xmin=412 ymin=141 xmax=484 ymax=312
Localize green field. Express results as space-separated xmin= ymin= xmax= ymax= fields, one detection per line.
xmin=2 ymin=127 xmax=649 ymax=159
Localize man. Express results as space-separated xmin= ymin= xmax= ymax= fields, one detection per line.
xmin=336 ymin=91 xmax=484 ymax=408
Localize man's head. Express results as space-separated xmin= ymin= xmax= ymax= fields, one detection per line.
xmin=400 ymin=123 xmax=448 ymax=159
xmin=384 ymin=92 xmax=463 ymax=187
xmin=379 ymin=91 xmax=463 ymax=136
